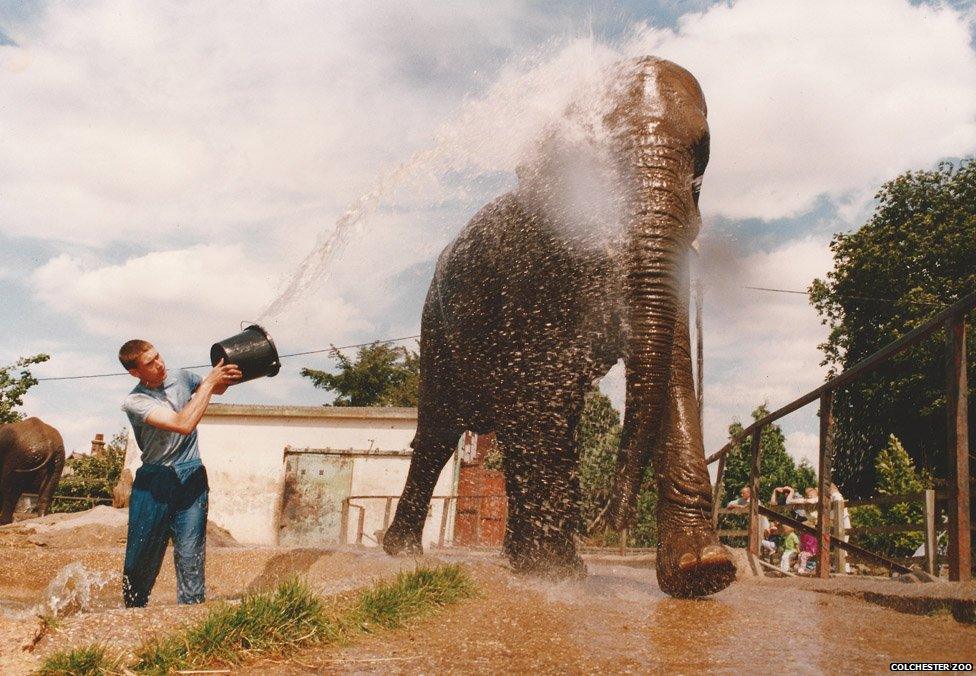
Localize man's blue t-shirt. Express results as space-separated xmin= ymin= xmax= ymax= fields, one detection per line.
xmin=123 ymin=369 xmax=203 ymax=466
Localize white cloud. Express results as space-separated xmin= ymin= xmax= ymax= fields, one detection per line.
xmin=29 ymin=245 xmax=370 ymax=350
xmin=0 ymin=1 xmax=555 ymax=247
xmin=699 ymin=235 xmax=834 ymax=461
xmin=627 ymin=0 xmax=976 ymax=219
xmin=786 ymin=430 xmax=820 ymax=468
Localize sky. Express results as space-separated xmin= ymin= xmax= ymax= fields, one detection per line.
xmin=1 ymin=0 xmax=975 ymax=471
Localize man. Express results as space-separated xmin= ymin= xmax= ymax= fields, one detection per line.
xmin=118 ymin=339 xmax=241 ymax=608
xmin=726 ymin=485 xmax=751 ymax=510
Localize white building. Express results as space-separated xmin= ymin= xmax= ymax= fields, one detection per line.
xmin=123 ymin=404 xmax=459 ymax=547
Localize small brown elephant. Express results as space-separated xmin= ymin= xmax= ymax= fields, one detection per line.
xmin=0 ymin=417 xmax=65 ymax=525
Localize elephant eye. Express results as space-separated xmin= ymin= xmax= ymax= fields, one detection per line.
xmin=692 ymin=175 xmax=703 ymax=204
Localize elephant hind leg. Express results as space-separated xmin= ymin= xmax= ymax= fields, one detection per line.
xmin=36 ymin=453 xmax=65 ymax=517
xmin=0 ymin=478 xmax=23 ymax=525
xmin=383 ymin=426 xmax=461 ymax=556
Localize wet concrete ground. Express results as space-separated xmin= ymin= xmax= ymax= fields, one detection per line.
xmin=2 ymin=546 xmax=975 ymax=674
xmin=252 ymin=557 xmax=976 ymax=674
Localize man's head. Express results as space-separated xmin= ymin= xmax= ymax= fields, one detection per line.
xmin=740 ymin=486 xmax=751 ymax=501
xmin=119 ymin=339 xmax=166 ymax=387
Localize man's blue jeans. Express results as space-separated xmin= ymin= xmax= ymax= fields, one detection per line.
xmin=123 ymin=460 xmax=208 ymax=607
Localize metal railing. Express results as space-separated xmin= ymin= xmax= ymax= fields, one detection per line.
xmin=339 ymin=494 xmax=507 ymax=548
xmin=708 ymin=290 xmax=974 ymax=580
xmin=17 ymin=492 xmax=113 ymax=514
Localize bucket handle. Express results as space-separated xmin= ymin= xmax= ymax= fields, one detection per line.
xmin=240 ymin=320 xmax=257 ymax=331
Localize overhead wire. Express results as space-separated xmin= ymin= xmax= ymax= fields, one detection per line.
xmin=13 ymin=286 xmax=953 ymax=383
xmin=29 ymin=334 xmax=421 ymax=383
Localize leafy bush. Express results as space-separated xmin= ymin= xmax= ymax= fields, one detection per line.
xmin=51 ymin=430 xmax=126 ymax=513
xmin=850 ymin=434 xmax=929 ymax=558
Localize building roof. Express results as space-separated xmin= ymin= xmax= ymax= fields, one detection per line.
xmin=203 ymin=403 xmax=418 ymax=421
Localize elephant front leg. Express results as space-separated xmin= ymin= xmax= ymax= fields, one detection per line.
xmin=654 ymin=309 xmax=734 ymax=598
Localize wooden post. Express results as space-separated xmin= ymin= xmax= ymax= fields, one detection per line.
xmin=832 ymin=499 xmax=847 ymax=574
xmin=619 ymin=528 xmax=629 ymax=555
xmin=712 ymin=453 xmax=727 ymax=530
xmin=356 ymin=507 xmax=366 ymax=546
xmin=817 ymin=390 xmax=834 ymax=579
xmin=946 ymin=315 xmax=971 ymax=582
xmin=924 ymin=489 xmax=937 ymax=577
xmin=748 ymin=427 xmax=763 ymax=560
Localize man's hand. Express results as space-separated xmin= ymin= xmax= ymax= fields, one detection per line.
xmin=205 ymin=359 xmax=242 ymax=395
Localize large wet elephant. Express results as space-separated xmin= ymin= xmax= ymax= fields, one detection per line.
xmin=384 ymin=57 xmax=734 ymax=597
xmin=0 ymin=417 xmax=65 ymax=525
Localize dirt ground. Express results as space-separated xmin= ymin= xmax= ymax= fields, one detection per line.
xmin=2 ymin=509 xmax=975 ymax=674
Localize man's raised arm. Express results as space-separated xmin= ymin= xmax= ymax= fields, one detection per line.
xmin=145 ymin=360 xmax=241 ymax=435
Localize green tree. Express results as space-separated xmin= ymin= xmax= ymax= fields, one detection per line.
xmin=301 ymin=343 xmax=420 ymax=407
xmin=53 ymin=430 xmax=127 ymax=513
xmin=0 ymin=354 xmax=50 ymax=424
xmin=721 ymin=404 xmax=818 ymax=507
xmin=577 ymin=389 xmax=658 ymax=547
xmin=809 ymin=160 xmax=975 ymax=496
xmin=849 ymin=435 xmax=929 ymax=557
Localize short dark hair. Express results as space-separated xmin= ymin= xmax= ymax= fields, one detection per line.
xmin=119 ymin=339 xmax=153 ymax=369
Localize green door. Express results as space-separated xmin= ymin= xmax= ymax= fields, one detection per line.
xmin=279 ymin=451 xmax=353 ymax=546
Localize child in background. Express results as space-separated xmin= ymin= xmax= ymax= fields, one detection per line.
xmin=780 ymin=525 xmax=799 ymax=573
xmin=798 ymin=531 xmax=818 ymax=574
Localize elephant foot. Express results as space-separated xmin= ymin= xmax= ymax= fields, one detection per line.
xmin=507 ymin=539 xmax=587 ymax=580
xmin=656 ymin=502 xmax=735 ymax=598
xmin=381 ymin=520 xmax=423 ymax=557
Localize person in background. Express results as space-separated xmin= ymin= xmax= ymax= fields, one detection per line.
xmin=797 ymin=528 xmax=819 ymax=574
xmin=779 ymin=524 xmax=799 ymax=573
xmin=761 ymin=520 xmax=778 ymax=560
xmin=727 ymin=485 xmax=751 ymax=510
xmin=118 ymin=339 xmax=241 ymax=608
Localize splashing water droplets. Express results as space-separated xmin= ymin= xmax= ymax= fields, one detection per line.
xmin=258 ymin=39 xmax=628 ymax=320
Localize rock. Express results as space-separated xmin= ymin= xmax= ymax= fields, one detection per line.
xmin=727 ymin=547 xmax=760 ymax=580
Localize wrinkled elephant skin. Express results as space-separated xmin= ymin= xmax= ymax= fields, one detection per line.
xmin=0 ymin=417 xmax=66 ymax=525
xmin=384 ymin=57 xmax=734 ymax=598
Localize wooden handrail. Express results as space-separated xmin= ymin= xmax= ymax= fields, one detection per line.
xmin=706 ymin=290 xmax=976 ymax=465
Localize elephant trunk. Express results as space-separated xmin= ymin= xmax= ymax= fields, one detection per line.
xmin=608 ymin=147 xmax=696 ymax=529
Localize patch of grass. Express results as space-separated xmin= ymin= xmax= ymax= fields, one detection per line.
xmin=132 ymin=578 xmax=340 ymax=674
xmin=36 ymin=644 xmax=116 ymax=675
xmin=125 ymin=565 xmax=474 ymax=674
xmin=355 ymin=564 xmax=477 ymax=631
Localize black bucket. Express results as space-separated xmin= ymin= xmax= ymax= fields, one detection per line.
xmin=210 ymin=324 xmax=281 ymax=382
